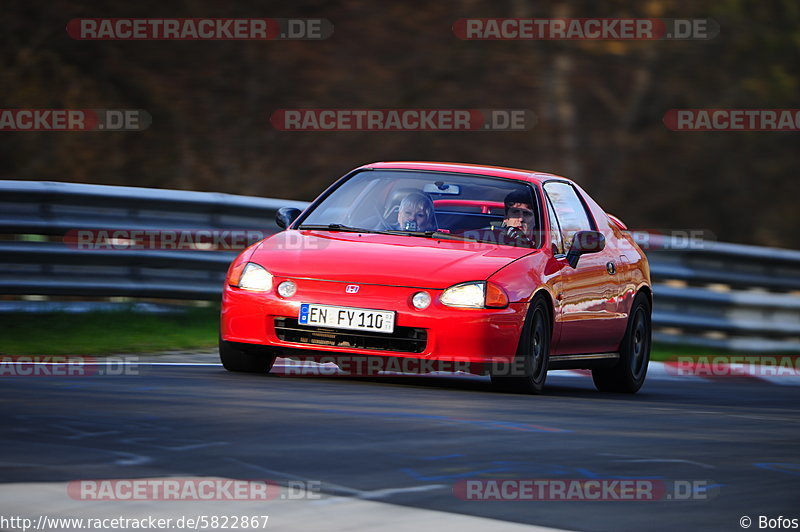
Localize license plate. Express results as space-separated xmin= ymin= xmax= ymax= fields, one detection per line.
xmin=298 ymin=303 xmax=395 ymax=334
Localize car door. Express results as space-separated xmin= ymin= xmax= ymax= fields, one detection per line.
xmin=603 ymin=225 xmax=636 ymax=343
xmin=543 ymin=181 xmax=620 ymax=355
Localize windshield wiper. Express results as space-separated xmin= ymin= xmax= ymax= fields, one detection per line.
xmin=299 ymin=225 xmax=484 ymax=243
xmin=385 ymin=230 xmax=478 ymax=242
xmin=407 ymin=230 xmax=535 ymax=248
xmin=298 ymin=224 xmax=382 ymax=233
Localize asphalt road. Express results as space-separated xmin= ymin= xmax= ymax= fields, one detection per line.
xmin=1 ymin=361 xmax=798 ymax=531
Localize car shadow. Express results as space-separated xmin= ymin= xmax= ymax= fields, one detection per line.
xmin=260 ymin=370 xmax=655 ymax=400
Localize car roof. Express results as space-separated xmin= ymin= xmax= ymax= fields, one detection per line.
xmin=359 ymin=161 xmax=570 ymax=184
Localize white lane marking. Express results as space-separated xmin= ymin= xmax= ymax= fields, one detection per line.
xmin=611 ymin=458 xmax=716 ymax=469
xmin=162 ymin=441 xmax=230 ymax=451
xmin=52 ymin=424 xmax=122 ymax=440
xmin=225 ymin=457 xmax=446 ymax=501
xmin=759 ymin=375 xmax=800 ymax=386
xmin=226 ymin=457 xmax=361 ymax=496
xmin=356 ymin=485 xmax=447 ymax=500
xmin=137 ymin=362 xmax=223 ymax=366
xmin=641 ymin=361 xmax=705 ymax=381
xmin=119 ymin=436 xmax=230 ymax=451
xmin=547 ymin=370 xmax=585 ymax=378
xmin=111 ymin=450 xmax=153 ymax=466
xmin=729 ymin=414 xmax=800 ymax=422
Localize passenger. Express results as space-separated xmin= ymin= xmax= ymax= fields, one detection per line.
xmin=392 ymin=191 xmax=437 ymax=231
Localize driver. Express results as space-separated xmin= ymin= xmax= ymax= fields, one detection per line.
xmin=501 ymin=189 xmax=535 ymax=241
xmin=392 ymin=191 xmax=437 ymax=231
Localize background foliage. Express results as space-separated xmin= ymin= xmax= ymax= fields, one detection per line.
xmin=3 ymin=0 xmax=799 ymax=247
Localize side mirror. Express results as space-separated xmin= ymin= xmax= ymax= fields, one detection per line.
xmin=566 ymin=230 xmax=605 ymax=268
xmin=276 ymin=207 xmax=302 ymax=229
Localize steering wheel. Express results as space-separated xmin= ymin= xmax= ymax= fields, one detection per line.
xmin=490 ymin=224 xmax=532 ymax=246
xmin=374 ymin=203 xmax=395 ymax=230
xmin=504 ymin=225 xmax=527 ymax=240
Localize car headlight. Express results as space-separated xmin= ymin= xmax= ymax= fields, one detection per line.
xmin=237 ymin=263 xmax=273 ymax=292
xmin=440 ymin=281 xmax=509 ymax=309
xmin=440 ymin=282 xmax=484 ymax=308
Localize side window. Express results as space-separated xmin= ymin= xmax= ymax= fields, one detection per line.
xmin=543 ymin=182 xmax=593 ymax=253
xmin=546 ymin=195 xmax=564 ymax=255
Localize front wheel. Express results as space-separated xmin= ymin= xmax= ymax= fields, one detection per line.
xmin=219 ymin=338 xmax=276 ymax=373
xmin=491 ymin=295 xmax=550 ymax=394
xmin=592 ymin=293 xmax=651 ymax=393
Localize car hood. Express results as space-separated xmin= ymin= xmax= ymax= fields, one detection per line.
xmin=250 ymin=230 xmax=536 ymax=289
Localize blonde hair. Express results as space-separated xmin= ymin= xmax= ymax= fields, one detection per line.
xmin=399 ymin=192 xmax=436 ymax=230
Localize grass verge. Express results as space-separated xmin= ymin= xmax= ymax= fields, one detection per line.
xmin=648 ymin=343 xmax=746 ymax=362
xmin=0 ymin=307 xmax=219 ymax=356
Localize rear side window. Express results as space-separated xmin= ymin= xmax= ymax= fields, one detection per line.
xmin=543 ymin=182 xmax=594 ymax=253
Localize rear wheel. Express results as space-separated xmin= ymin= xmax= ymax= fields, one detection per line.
xmin=491 ymin=295 xmax=550 ymax=394
xmin=219 ymin=338 xmax=276 ymax=373
xmin=592 ymin=293 xmax=651 ymax=393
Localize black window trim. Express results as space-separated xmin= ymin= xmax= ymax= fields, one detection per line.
xmin=544 ymin=192 xmax=566 ymax=258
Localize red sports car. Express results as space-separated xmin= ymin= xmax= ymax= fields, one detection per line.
xmin=220 ymin=162 xmax=652 ymax=393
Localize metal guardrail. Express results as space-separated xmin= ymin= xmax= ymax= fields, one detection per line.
xmin=2 ymin=180 xmax=799 ymax=352
xmin=647 ymin=241 xmax=800 ymax=352
xmin=0 ymin=180 xmax=308 ymax=300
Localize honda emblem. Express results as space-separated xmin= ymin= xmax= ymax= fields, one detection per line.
xmin=345 ymin=285 xmax=360 ymax=294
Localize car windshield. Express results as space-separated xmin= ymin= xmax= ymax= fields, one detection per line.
xmin=298 ymin=170 xmax=541 ymax=248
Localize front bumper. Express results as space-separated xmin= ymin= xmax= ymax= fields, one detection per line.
xmin=221 ymin=277 xmax=527 ymax=364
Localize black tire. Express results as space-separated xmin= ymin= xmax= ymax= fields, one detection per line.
xmin=491 ymin=295 xmax=551 ymax=394
xmin=592 ymin=293 xmax=651 ymax=393
xmin=219 ymin=338 xmax=276 ymax=373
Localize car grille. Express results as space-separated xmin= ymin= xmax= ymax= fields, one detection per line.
xmin=274 ymin=317 xmax=427 ymax=354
